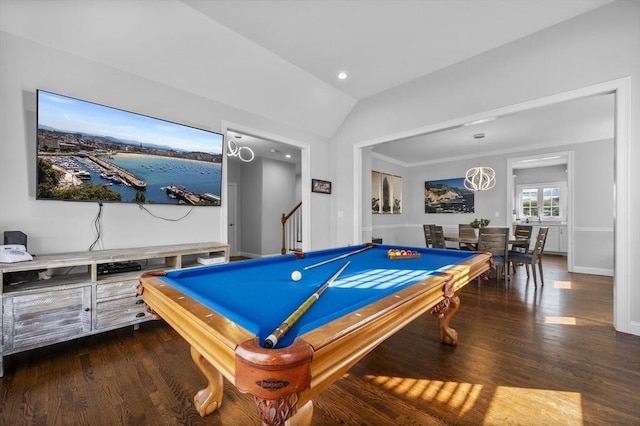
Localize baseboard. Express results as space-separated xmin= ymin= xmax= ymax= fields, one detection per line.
xmin=239 ymin=251 xmax=281 ymax=259
xmin=572 ymin=266 xmax=614 ymax=277
xmin=625 ymin=320 xmax=640 ymax=337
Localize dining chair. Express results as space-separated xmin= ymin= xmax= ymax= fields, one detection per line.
xmin=509 ymin=224 xmax=533 ymax=273
xmin=508 ymin=227 xmax=549 ymax=287
xmin=423 ymin=224 xmax=435 ymax=247
xmin=431 ymin=225 xmax=447 ymax=249
xmin=458 ymin=224 xmax=477 ymax=250
xmin=477 ymin=227 xmax=509 ymax=281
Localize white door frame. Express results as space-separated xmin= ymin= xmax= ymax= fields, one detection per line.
xmin=506 ymin=151 xmax=575 ymax=272
xmin=353 ymin=77 xmax=633 ymax=335
xmin=221 ymin=120 xmax=311 ymax=253
xmin=227 ymin=182 xmax=238 ymax=256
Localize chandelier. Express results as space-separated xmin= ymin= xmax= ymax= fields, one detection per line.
xmin=227 ymin=135 xmax=254 ymax=162
xmin=464 ymin=133 xmax=496 ymax=191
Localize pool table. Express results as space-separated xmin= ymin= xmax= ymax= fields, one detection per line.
xmin=139 ymin=243 xmax=491 ymax=425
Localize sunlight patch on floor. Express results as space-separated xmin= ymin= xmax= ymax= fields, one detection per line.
xmin=545 ymin=316 xmax=577 ymax=325
xmin=485 ymin=386 xmax=583 ymax=425
xmin=554 ymin=280 xmax=573 ymax=289
xmin=363 ymin=375 xmax=583 ymax=424
xmin=365 ymin=375 xmax=482 ymax=417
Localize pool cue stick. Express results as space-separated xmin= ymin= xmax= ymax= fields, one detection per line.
xmin=264 ymin=261 xmax=351 ymax=349
xmin=303 ymin=244 xmax=373 ymax=271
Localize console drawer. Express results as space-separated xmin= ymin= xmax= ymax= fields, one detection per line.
xmin=95 ymin=295 xmax=149 ymax=330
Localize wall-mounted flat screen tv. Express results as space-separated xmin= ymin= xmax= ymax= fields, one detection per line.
xmin=36 ymin=89 xmax=223 ymax=206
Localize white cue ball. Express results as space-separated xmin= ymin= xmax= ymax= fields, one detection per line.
xmin=291 ymin=270 xmax=302 ymax=281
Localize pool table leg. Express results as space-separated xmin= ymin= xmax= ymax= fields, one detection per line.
xmin=190 ymin=346 xmax=224 ymax=416
xmin=254 ymin=394 xmax=313 ymax=426
xmin=437 ymin=292 xmax=461 ymax=345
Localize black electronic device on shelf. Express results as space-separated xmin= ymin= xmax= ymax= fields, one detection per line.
xmin=97 ymin=261 xmax=142 ymax=276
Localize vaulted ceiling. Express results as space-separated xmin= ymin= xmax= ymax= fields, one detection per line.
xmin=1 ymin=0 xmax=612 ymax=139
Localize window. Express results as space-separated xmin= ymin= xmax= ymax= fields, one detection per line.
xmin=522 ymin=188 xmax=538 ymax=217
xmin=542 ymin=187 xmax=561 ymax=217
xmin=517 ymin=183 xmax=565 ymax=220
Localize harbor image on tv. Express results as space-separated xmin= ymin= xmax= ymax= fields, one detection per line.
xmin=36 ymin=90 xmax=223 ymax=206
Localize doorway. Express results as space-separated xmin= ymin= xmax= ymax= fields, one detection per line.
xmin=353 ymin=77 xmax=632 ymax=335
xmin=507 ymin=151 xmax=574 ymax=272
xmin=222 ymin=120 xmax=311 ymax=257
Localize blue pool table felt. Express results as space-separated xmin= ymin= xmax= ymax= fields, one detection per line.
xmin=162 ymin=244 xmax=476 ymax=348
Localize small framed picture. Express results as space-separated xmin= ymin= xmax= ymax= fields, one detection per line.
xmin=312 ymin=179 xmax=332 ymax=194
xmin=372 ymin=171 xmax=402 ymax=214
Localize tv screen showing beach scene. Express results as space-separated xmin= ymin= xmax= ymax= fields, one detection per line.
xmin=36 ymin=90 xmax=223 ymax=206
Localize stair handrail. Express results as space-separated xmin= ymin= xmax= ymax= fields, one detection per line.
xmin=281 ymin=201 xmax=302 ymax=254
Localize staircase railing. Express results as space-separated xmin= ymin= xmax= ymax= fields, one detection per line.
xmin=281 ymin=201 xmax=302 ymax=254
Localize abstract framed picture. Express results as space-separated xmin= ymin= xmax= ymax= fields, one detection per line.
xmin=312 ymin=179 xmax=332 ymax=194
xmin=425 ymin=177 xmax=474 ymax=213
xmin=372 ymin=171 xmax=402 ymax=214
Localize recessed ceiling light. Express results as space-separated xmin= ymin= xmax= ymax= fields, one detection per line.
xmin=285 ymin=154 xmax=291 ymax=159
xmin=337 ymin=71 xmax=348 ymax=80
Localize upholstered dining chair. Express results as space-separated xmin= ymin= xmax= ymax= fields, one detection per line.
xmin=508 ymin=227 xmax=549 ymax=287
xmin=477 ymin=227 xmax=509 ymax=281
xmin=423 ymin=224 xmax=435 ymax=247
xmin=509 ymin=224 xmax=533 ymax=273
xmin=458 ymin=223 xmax=478 ymax=250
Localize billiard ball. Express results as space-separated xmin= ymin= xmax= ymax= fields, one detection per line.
xmin=291 ymin=270 xmax=302 ymax=281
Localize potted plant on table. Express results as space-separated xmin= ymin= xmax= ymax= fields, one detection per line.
xmin=469 ymin=218 xmax=490 ymax=229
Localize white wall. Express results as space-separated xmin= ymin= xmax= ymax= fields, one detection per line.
xmin=240 ymin=161 xmax=263 ymax=256
xmin=331 ymin=1 xmax=639 ymax=333
xmin=514 ymin=165 xmax=567 ymax=186
xmin=368 ymin=156 xmax=409 ymax=245
xmin=369 ymin=140 xmax=614 ymax=271
xmin=261 ymin=158 xmax=296 ymax=256
xmin=573 ymin=139 xmax=615 ymax=274
xmin=0 ymin=31 xmax=331 ymax=254
xmin=332 ymin=1 xmax=638 ymax=244
xmin=232 ymin=157 xmax=297 ymax=258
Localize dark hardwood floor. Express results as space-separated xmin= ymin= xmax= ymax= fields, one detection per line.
xmin=1 ymin=255 xmax=639 ymax=425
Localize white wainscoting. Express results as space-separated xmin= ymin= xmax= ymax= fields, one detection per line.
xmin=572 ymin=226 xmax=614 ymax=276
xmin=368 ymin=224 xmax=614 ymax=277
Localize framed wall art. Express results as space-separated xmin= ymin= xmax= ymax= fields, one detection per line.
xmin=372 ymin=171 xmax=402 ymax=214
xmin=311 ymin=179 xmax=332 ymax=194
xmin=425 ymin=177 xmax=474 ymax=213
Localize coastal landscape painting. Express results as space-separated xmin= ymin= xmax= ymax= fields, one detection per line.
xmin=425 ymin=177 xmax=474 ymax=213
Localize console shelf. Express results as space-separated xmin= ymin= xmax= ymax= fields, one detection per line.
xmin=0 ymin=242 xmax=229 ymax=377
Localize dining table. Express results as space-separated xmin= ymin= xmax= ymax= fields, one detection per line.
xmin=444 ymin=232 xmax=530 ymax=281
xmin=443 ymin=234 xmax=530 ymax=248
